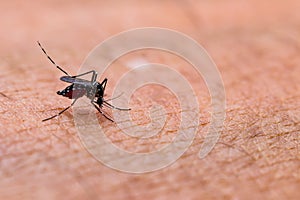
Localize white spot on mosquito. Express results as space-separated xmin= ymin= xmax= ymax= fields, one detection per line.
xmin=126 ymin=58 xmax=149 ymax=69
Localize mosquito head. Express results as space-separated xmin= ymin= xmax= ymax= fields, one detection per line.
xmin=95 ymin=82 xmax=104 ymax=98
xmin=96 ymin=96 xmax=104 ymax=107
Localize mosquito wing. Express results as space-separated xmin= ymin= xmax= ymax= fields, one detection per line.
xmin=60 ymin=76 xmax=91 ymax=84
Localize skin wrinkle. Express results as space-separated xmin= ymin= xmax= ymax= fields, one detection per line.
xmin=217 ymin=100 xmax=298 ymax=178
xmin=1 ymin=132 xmax=94 ymax=199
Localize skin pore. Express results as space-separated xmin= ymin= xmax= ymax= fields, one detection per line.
xmin=0 ymin=1 xmax=299 ymax=199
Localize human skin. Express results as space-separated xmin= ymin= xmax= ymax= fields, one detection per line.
xmin=0 ymin=0 xmax=299 ymax=199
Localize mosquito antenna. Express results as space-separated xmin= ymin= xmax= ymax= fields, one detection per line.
xmin=104 ymin=92 xmax=124 ymax=102
xmin=103 ymin=101 xmax=131 ymax=111
xmin=37 ymin=41 xmax=70 ymax=76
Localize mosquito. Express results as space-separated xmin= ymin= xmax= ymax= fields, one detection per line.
xmin=38 ymin=41 xmax=130 ymax=122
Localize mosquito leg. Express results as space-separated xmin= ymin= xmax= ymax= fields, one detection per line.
xmin=42 ymin=99 xmax=77 ymax=122
xmin=37 ymin=41 xmax=70 ymax=76
xmin=103 ymin=101 xmax=131 ymax=111
xmin=92 ymin=102 xmax=114 ymax=122
xmin=71 ymin=70 xmax=98 ymax=83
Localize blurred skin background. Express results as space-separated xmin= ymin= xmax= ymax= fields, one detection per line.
xmin=0 ymin=0 xmax=299 ymax=199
